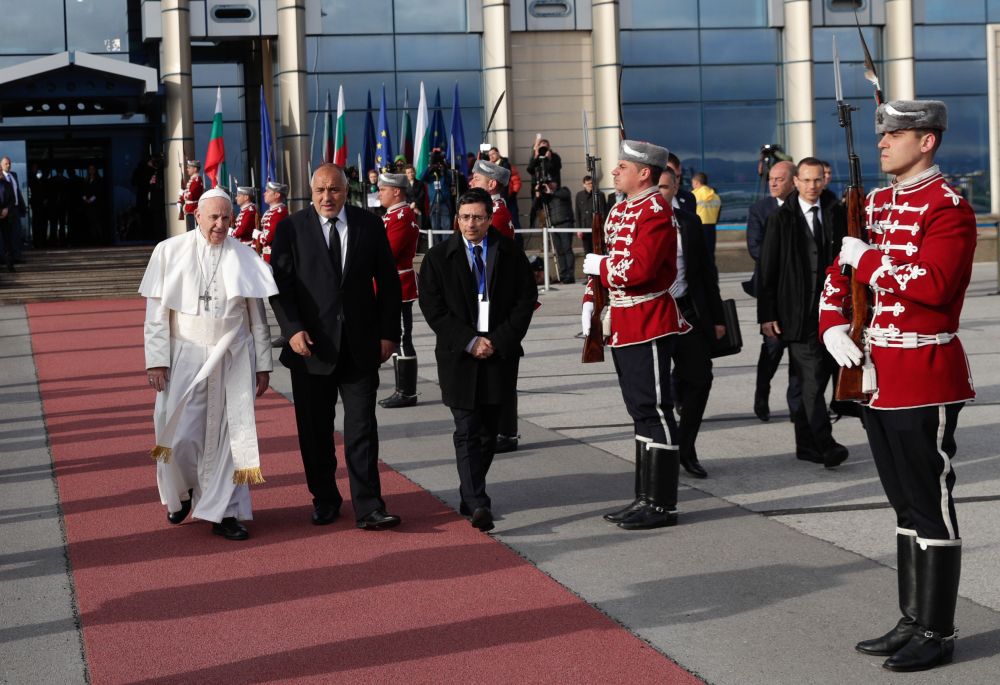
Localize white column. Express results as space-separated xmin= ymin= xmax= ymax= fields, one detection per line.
xmin=988 ymin=25 xmax=1000 ymax=215
xmin=884 ymin=0 xmax=915 ymax=101
xmin=482 ymin=0 xmax=514 ymax=157
xmin=161 ymin=0 xmax=194 ymax=236
xmin=592 ymin=0 xmax=620 ymax=195
xmin=276 ymin=0 xmax=309 ymax=210
xmin=782 ymin=0 xmax=814 ymax=162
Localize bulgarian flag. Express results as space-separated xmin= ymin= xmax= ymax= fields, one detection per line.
xmin=322 ymin=91 xmax=334 ymax=164
xmin=333 ymin=85 xmax=347 ymax=166
xmin=413 ymin=82 xmax=431 ymax=178
xmin=203 ymin=87 xmax=226 ymax=188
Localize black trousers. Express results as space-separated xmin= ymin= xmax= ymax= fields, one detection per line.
xmin=612 ymin=336 xmax=678 ymax=446
xmin=451 ymin=404 xmax=500 ymax=510
xmin=551 ymin=228 xmax=575 ymax=283
xmin=400 ymin=301 xmax=415 ymax=357
xmin=787 ymin=331 xmax=836 ymax=453
xmin=671 ymin=328 xmax=713 ymax=462
xmin=756 ymin=333 xmax=802 ymax=415
xmin=497 ymin=357 xmax=519 ymax=438
xmin=289 ymin=349 xmax=385 ymax=519
xmin=865 ymin=404 xmax=963 ymax=541
xmin=0 ymin=215 xmax=14 ymax=269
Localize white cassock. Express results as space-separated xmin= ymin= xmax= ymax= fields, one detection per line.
xmin=139 ymin=229 xmax=278 ymax=523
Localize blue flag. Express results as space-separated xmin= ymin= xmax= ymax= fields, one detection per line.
xmin=430 ymin=88 xmax=448 ymax=158
xmin=449 ymin=82 xmax=467 ymax=176
xmin=375 ymin=85 xmax=394 ymax=172
xmin=362 ymin=90 xmax=377 ymax=176
xmin=260 ymin=85 xmax=276 ymax=209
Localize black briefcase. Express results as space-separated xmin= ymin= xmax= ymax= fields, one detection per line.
xmin=710 ymin=298 xmax=743 ymax=358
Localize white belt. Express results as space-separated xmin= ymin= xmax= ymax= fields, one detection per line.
xmin=398 ymin=268 xmax=413 ymax=275
xmin=864 ymin=329 xmax=956 ymax=349
xmin=171 ymin=311 xmax=245 ymax=347
xmin=609 ymin=288 xmax=668 ymax=308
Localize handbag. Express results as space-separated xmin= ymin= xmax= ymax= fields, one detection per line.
xmin=710 ymin=298 xmax=743 ymax=358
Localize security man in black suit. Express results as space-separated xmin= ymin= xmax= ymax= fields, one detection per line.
xmin=270 ymin=163 xmax=403 ymax=530
xmin=658 ymin=168 xmax=726 ymax=478
xmin=666 ymin=152 xmax=696 ymax=215
xmin=418 ymin=188 xmax=537 ymax=532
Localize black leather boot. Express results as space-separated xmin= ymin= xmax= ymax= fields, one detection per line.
xmin=603 ymin=439 xmax=648 ymax=523
xmin=379 ymin=356 xmax=418 ymax=408
xmin=618 ymin=444 xmax=679 ymax=530
xmin=856 ymin=530 xmax=919 ymax=655
xmin=883 ymin=541 xmax=961 ymax=672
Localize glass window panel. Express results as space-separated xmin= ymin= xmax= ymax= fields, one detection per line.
xmin=916 ymin=60 xmax=988 ymax=96
xmin=813 ymin=97 xmax=880 ymax=188
xmin=624 ymin=0 xmax=698 ymax=29
xmin=319 ymin=0 xmax=393 ymax=34
xmin=701 ymin=65 xmax=779 ymax=101
xmin=701 ymin=102 xmax=777 ymax=220
xmin=700 ymin=29 xmax=778 ymax=64
xmin=700 ymin=0 xmax=768 ymax=28
xmin=193 ymin=87 xmax=245 ymax=122
xmin=990 ymin=0 xmax=1000 ymax=22
xmin=922 ymin=0 xmax=985 ymax=23
xmin=307 ymin=36 xmax=396 ymax=73
xmin=3 ymin=0 xmax=64 ymax=53
xmin=394 ymin=0 xmax=466 ymax=33
xmin=620 ymin=30 xmax=699 ymax=66
xmin=623 ymin=103 xmax=702 ymax=161
xmin=622 ymin=66 xmax=700 ymax=103
xmin=306 ymin=73 xmax=396 ymax=112
xmin=192 ymin=63 xmax=243 ymax=88
xmin=813 ymin=62 xmax=882 ymax=99
xmin=66 ymin=0 xmax=129 ymax=53
xmin=812 ymin=26 xmax=881 ymax=63
xmin=914 ymin=26 xmax=985 ymax=59
xmin=924 ymin=95 xmax=988 ymax=211
xmin=395 ymin=35 xmax=480 ymax=71
xmin=395 ymin=72 xmax=484 ymax=108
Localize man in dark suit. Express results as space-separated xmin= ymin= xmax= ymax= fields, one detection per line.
xmin=666 ymin=152 xmax=696 ymax=215
xmin=0 ymin=156 xmax=25 ymax=272
xmin=269 ymin=163 xmax=403 ymax=530
xmin=745 ymin=160 xmax=798 ymax=422
xmin=658 ymin=168 xmax=726 ymax=479
xmin=418 ymin=188 xmax=537 ymax=532
xmin=757 ymin=158 xmax=848 ymax=469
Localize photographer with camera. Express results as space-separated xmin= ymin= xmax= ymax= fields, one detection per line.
xmin=533 ymin=180 xmax=575 ymax=284
xmin=526 ymin=137 xmax=562 ymax=189
xmin=422 ymin=149 xmax=454 ymax=245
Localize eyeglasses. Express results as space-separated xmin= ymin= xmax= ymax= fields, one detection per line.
xmin=457 ymin=214 xmax=488 ymax=223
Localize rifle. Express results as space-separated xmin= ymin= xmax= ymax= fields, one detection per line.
xmin=176 ymin=151 xmax=185 ymax=220
xmin=832 ymin=30 xmax=879 ymax=401
xmin=581 ymin=109 xmax=607 ymax=363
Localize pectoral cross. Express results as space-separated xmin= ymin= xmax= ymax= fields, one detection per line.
xmin=199 ymin=290 xmax=213 ymax=312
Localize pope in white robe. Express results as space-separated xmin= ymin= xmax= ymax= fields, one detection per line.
xmin=139 ymin=188 xmax=278 ymax=540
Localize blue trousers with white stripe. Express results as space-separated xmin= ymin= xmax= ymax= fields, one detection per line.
xmin=864 ymin=403 xmax=964 ymax=541
xmin=611 ymin=336 xmax=679 ymax=448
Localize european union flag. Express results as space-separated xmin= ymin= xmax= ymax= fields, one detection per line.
xmin=449 ymin=82 xmax=467 ymax=176
xmin=362 ymin=90 xmax=377 ymax=175
xmin=375 ymin=85 xmax=394 ymax=173
xmin=260 ymin=85 xmax=276 ymax=209
xmin=430 ymin=88 xmax=448 ymax=157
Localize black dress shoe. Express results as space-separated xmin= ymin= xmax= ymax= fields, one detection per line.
xmin=312 ymin=502 xmax=340 ymax=525
xmin=356 ymin=509 xmax=402 ymax=530
xmin=212 ymin=517 xmax=249 ymax=540
xmin=823 ymin=443 xmax=849 ymax=468
xmin=494 ymin=435 xmax=518 ymax=454
xmin=471 ymin=507 xmax=495 ymax=532
xmin=753 ymin=396 xmax=770 ymax=422
xmin=679 ymin=453 xmax=708 ymax=478
xmin=167 ymin=489 xmax=193 ymax=524
xmin=459 ymin=501 xmax=472 ymax=517
xmin=796 ymin=446 xmax=824 ymax=464
xmin=603 ymin=498 xmax=645 ymax=524
xmin=617 ymin=502 xmax=678 ymax=530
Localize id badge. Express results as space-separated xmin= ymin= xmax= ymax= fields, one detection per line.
xmin=477 ymin=294 xmax=490 ymax=333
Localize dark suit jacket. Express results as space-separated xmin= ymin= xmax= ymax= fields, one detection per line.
xmin=270 ymin=204 xmax=402 ymax=375
xmin=418 ymin=228 xmax=538 ymax=410
xmin=674 ymin=206 xmax=724 ymax=338
xmin=0 ymin=172 xmax=22 ymax=215
xmin=744 ymin=195 xmax=780 ymax=297
xmin=675 ymin=188 xmax=696 ymax=216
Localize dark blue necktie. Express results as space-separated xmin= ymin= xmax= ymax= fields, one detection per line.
xmin=473 ymin=244 xmax=486 ymax=296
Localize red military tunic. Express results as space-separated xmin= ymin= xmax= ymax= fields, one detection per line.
xmin=230 ymin=202 xmax=258 ymax=245
xmin=819 ymin=165 xmax=977 ymax=409
xmin=584 ymin=185 xmax=690 ymax=347
xmin=178 ymin=173 xmax=203 ymax=215
xmin=382 ymin=201 xmax=420 ymax=302
xmin=491 ymin=195 xmax=516 ymax=241
xmin=254 ymin=203 xmax=288 ymax=263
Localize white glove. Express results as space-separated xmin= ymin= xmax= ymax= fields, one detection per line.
xmin=581 ymin=301 xmax=594 ymax=335
xmin=252 ymin=229 xmax=262 ymax=240
xmin=582 ymin=253 xmax=606 ymax=276
xmin=839 ymin=236 xmax=872 ymax=269
xmin=823 ymin=324 xmax=863 ymax=368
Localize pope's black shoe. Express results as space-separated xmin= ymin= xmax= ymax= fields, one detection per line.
xmin=356 ymin=509 xmax=402 ymax=530
xmin=167 ymin=489 xmax=193 ymax=524
xmin=312 ymin=502 xmax=340 ymax=526
xmin=212 ymin=517 xmax=249 ymax=541
xmin=471 ymin=507 xmax=495 ymax=532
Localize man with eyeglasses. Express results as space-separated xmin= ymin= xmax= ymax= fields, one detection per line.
xmin=418 ymin=188 xmax=538 ymax=532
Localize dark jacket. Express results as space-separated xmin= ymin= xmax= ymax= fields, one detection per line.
xmin=418 ymin=228 xmax=538 ymax=409
xmin=0 ymin=171 xmax=24 ymax=216
xmin=757 ymin=190 xmax=846 ymax=341
xmin=743 ymin=195 xmax=781 ymax=297
xmin=270 ymin=204 xmax=401 ymax=375
xmin=536 ymin=186 xmax=573 ymax=227
xmin=674 ymin=206 xmax=725 ymax=338
xmin=575 ymin=189 xmax=607 ymax=230
xmin=526 ymin=151 xmax=562 ymax=187
xmin=675 ymin=187 xmax=696 ymax=216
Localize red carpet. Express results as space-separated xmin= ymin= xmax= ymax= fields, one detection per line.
xmin=27 ymin=299 xmax=701 ymax=685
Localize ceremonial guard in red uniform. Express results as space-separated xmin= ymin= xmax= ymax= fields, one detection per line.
xmin=229 ymin=186 xmax=258 ymax=246
xmin=375 ymin=172 xmax=421 ymax=408
xmin=469 ymin=159 xmax=521 ymax=451
xmin=820 ymin=100 xmax=976 ymax=672
xmin=253 ymin=181 xmax=289 ymax=264
xmin=178 ymin=160 xmax=204 ymax=232
xmin=581 ymin=140 xmax=690 ymax=530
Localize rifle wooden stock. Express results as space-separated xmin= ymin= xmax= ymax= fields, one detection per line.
xmin=582 ymin=208 xmax=607 ymax=363
xmin=835 ymin=186 xmax=870 ymax=401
